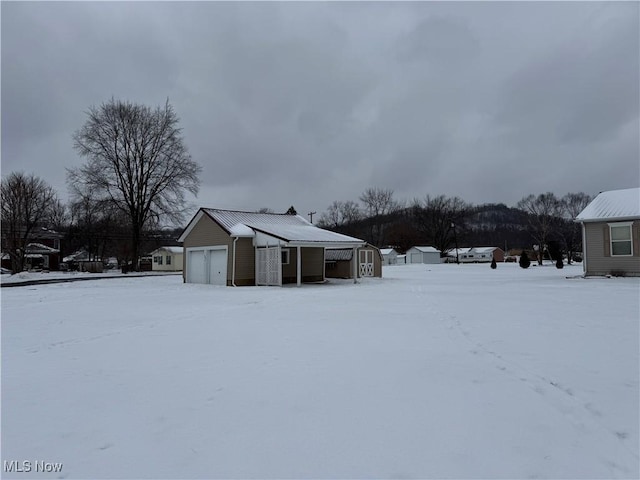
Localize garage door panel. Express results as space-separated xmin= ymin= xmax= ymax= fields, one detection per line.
xmin=209 ymin=249 xmax=227 ymax=286
xmin=187 ymin=250 xmax=207 ymax=284
xmin=186 ymin=247 xmax=227 ymax=285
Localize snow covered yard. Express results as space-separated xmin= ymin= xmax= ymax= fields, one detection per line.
xmin=2 ymin=263 xmax=638 ymax=479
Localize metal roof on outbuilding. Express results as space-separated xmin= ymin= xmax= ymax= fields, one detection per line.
xmin=179 ymin=208 xmax=365 ymax=246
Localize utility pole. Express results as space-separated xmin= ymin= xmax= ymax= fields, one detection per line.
xmin=308 ymin=211 xmax=316 ymax=223
xmin=451 ymin=222 xmax=459 ymax=264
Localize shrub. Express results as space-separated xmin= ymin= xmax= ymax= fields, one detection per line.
xmin=556 ymin=257 xmax=564 ymax=269
xmin=519 ymin=251 xmax=531 ymax=269
xmin=491 ymin=257 xmax=497 ymax=269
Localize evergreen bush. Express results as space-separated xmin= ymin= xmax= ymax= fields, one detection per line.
xmin=491 ymin=257 xmax=497 ymax=269
xmin=519 ymin=251 xmax=531 ymax=269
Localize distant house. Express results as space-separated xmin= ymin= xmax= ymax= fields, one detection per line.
xmin=576 ymin=188 xmax=640 ymax=277
xmin=459 ymin=247 xmax=505 ymax=263
xmin=406 ymin=246 xmax=441 ymax=264
xmin=1 ymin=227 xmax=62 ymax=271
xmin=445 ymin=248 xmax=471 ymax=263
xmin=380 ymin=248 xmax=399 ymax=265
xmin=178 ymin=208 xmax=365 ymax=286
xmin=150 ymin=246 xmax=183 ymax=272
xmin=325 ymin=244 xmax=382 ymax=279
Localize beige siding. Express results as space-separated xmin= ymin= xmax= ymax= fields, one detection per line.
xmin=152 ymin=252 xmax=183 ymax=272
xmin=233 ymin=238 xmax=255 ymax=286
xmin=325 ymin=246 xmax=383 ymax=279
xmin=326 ymin=259 xmax=353 ymax=279
xmin=182 ymin=213 xmax=233 ymax=284
xmin=282 ymin=247 xmax=325 ymax=283
xmin=584 ymin=220 xmax=640 ymax=276
xmin=302 ymin=247 xmax=324 ymax=282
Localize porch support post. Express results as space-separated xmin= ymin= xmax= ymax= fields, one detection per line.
xmin=353 ymin=247 xmax=358 ymax=284
xmin=297 ymin=246 xmax=302 ymax=287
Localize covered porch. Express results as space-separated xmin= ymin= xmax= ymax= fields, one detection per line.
xmin=230 ymin=223 xmax=364 ymax=287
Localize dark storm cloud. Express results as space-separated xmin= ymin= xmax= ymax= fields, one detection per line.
xmin=2 ymin=1 xmax=638 ymax=220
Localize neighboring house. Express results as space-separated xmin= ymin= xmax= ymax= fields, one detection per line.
xmin=24 ymin=243 xmax=61 ymax=270
xmin=460 ymin=247 xmax=505 ymax=263
xmin=325 ymin=244 xmax=383 ymax=279
xmin=150 ymin=246 xmax=184 ymax=272
xmin=380 ymin=248 xmax=399 ymax=265
xmin=1 ymin=227 xmax=63 ymax=271
xmin=406 ymin=246 xmax=441 ymax=264
xmin=178 ymin=208 xmax=365 ymax=286
xmin=575 ymin=187 xmax=640 ymax=277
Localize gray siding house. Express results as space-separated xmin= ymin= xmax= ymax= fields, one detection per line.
xmin=576 ymin=188 xmax=640 ymax=277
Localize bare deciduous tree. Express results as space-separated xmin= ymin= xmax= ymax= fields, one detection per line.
xmin=68 ymin=99 xmax=201 ymax=269
xmin=517 ymin=192 xmax=563 ymax=265
xmin=359 ymin=187 xmax=400 ymax=246
xmin=560 ymin=192 xmax=592 ymax=264
xmin=1 ymin=172 xmax=58 ymax=273
xmin=318 ymin=200 xmax=362 ymax=229
xmin=411 ymin=195 xmax=469 ymax=255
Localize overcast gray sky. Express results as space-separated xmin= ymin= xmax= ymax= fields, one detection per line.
xmin=2 ymin=1 xmax=638 ymax=222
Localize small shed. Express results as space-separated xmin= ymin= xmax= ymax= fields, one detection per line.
xmin=576 ymin=187 xmax=640 ymax=277
xmin=150 ymin=246 xmax=184 ymax=272
xmin=406 ymin=246 xmax=441 ymax=264
xmin=380 ymin=248 xmax=399 ymax=265
xmin=325 ymin=244 xmax=382 ymax=279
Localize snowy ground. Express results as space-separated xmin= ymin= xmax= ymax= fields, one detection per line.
xmin=2 ymin=263 xmax=638 ymax=479
xmin=0 ymin=270 xmax=179 ymax=286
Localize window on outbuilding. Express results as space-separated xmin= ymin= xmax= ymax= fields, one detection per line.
xmin=610 ymin=223 xmax=633 ymax=256
xmin=166 ymin=255 xmax=171 ymax=265
xmin=281 ymin=249 xmax=290 ymax=265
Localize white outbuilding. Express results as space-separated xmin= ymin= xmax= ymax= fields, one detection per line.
xmin=405 ymin=246 xmax=441 ymax=264
xmin=150 ymin=246 xmax=184 ymax=272
xmin=380 ymin=248 xmax=399 ymax=265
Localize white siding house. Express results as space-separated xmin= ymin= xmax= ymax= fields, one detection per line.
xmin=460 ymin=247 xmax=505 ymax=263
xmin=406 ymin=246 xmax=441 ymax=264
xmin=150 ymin=246 xmax=184 ymax=272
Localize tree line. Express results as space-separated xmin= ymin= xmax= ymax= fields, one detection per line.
xmin=317 ymin=187 xmax=592 ymax=265
xmin=1 ymin=98 xmax=592 ymax=274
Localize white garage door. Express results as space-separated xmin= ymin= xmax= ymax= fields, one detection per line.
xmin=187 ymin=250 xmax=207 ymax=284
xmin=187 ymin=248 xmax=227 ymax=285
xmin=410 ymin=252 xmax=423 ymax=264
xmin=208 ymin=249 xmax=227 ymax=286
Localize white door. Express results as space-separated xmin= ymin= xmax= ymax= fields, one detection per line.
xmin=187 ymin=250 xmax=207 ymax=284
xmin=410 ymin=252 xmax=423 ymax=264
xmin=208 ymin=249 xmax=227 ymax=286
xmin=256 ymin=247 xmax=281 ymax=286
xmin=359 ymin=249 xmax=374 ymax=277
